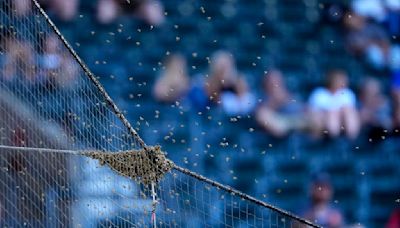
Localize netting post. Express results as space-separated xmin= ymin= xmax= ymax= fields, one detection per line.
xmin=151 ymin=182 xmax=157 ymax=228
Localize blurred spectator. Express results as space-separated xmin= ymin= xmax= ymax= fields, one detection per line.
xmin=344 ymin=11 xmax=385 ymax=55
xmin=132 ymin=0 xmax=164 ymax=26
xmin=308 ymin=70 xmax=360 ymax=139
xmin=385 ymin=0 xmax=400 ymax=37
xmin=97 ymin=0 xmax=120 ymax=25
xmin=187 ymin=51 xmax=255 ymax=114
xmin=255 ymin=70 xmax=305 ymax=137
xmin=301 ymin=174 xmax=344 ymax=228
xmin=14 ymin=0 xmax=32 ymax=17
xmin=343 ymin=11 xmax=391 ymax=70
xmin=207 ymin=51 xmax=255 ymax=115
xmin=153 ymin=54 xmax=189 ymax=103
xmin=40 ymin=34 xmax=79 ymax=89
xmin=358 ymin=77 xmax=392 ymax=134
xmin=351 ymin=0 xmax=400 ymax=32
xmin=344 ymin=6 xmax=400 ymax=71
xmin=392 ymin=73 xmax=400 ymax=132
xmin=351 ymin=0 xmax=386 ymax=22
xmin=97 ymin=0 xmax=164 ymax=26
xmin=2 ymin=37 xmax=36 ymax=83
xmin=9 ymin=0 xmax=36 ymax=38
xmin=40 ymin=34 xmax=62 ymax=74
xmin=48 ymin=0 xmax=79 ymax=22
xmin=386 ymin=209 xmax=400 ymax=228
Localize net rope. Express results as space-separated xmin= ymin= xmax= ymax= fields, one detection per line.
xmin=0 ymin=0 xmax=320 ymax=227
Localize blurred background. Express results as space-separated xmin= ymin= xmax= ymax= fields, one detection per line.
xmin=2 ymin=0 xmax=400 ymax=227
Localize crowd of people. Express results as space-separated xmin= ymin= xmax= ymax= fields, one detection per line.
xmin=153 ymin=51 xmax=399 ymax=141
xmin=5 ymin=0 xmax=398 ymax=142
xmin=37 ymin=0 xmax=165 ymax=26
xmin=341 ymin=0 xmax=400 ymax=136
xmin=0 ymin=32 xmax=80 ymax=90
xmin=2 ymin=0 xmax=165 ymax=87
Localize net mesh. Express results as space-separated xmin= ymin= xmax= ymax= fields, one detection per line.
xmin=0 ymin=0 xmax=318 ymax=227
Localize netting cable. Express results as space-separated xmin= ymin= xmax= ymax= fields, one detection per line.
xmin=0 ymin=145 xmax=79 ymax=155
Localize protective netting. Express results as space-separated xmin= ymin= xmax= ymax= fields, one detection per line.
xmin=0 ymin=0 xmax=318 ymax=227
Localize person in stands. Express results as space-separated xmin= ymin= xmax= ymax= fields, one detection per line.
xmin=256 ymin=70 xmax=305 ymax=137
xmin=308 ymin=69 xmax=360 ymax=139
xmin=301 ymin=173 xmax=344 ymax=228
xmin=153 ymin=54 xmax=190 ymax=103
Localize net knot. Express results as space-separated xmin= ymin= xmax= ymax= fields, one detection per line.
xmin=82 ymin=145 xmax=174 ymax=186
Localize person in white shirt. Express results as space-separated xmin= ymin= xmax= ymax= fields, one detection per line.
xmin=308 ymin=70 xmax=360 ymax=139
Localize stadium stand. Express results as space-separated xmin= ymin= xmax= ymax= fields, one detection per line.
xmin=4 ymin=0 xmax=399 ymax=227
